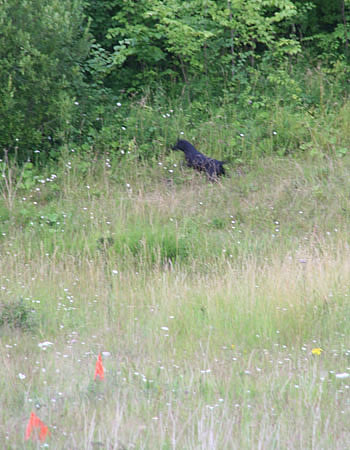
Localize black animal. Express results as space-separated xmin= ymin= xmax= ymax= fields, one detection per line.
xmin=172 ymin=139 xmax=225 ymax=180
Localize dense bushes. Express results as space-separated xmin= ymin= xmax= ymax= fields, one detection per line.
xmin=1 ymin=0 xmax=350 ymax=163
xmin=0 ymin=0 xmax=90 ymax=161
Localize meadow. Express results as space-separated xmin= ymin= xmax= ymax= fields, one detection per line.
xmin=1 ymin=108 xmax=350 ymax=448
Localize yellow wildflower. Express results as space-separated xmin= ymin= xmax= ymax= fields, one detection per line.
xmin=311 ymin=348 xmax=323 ymax=355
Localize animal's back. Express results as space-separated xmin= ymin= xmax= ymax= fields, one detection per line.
xmin=173 ymin=139 xmax=201 ymax=156
xmin=172 ymin=139 xmax=226 ymax=179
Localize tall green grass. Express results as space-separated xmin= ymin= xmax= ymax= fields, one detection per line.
xmin=1 ymin=97 xmax=350 ymax=447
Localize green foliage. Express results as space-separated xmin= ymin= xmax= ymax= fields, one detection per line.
xmin=294 ymin=0 xmax=350 ymax=62
xmin=0 ymin=0 xmax=90 ymax=161
xmin=0 ymin=152 xmax=41 ymax=211
xmin=113 ymin=221 xmax=192 ymax=265
xmin=2 ymin=0 xmax=350 ymax=161
xmin=81 ymin=0 xmax=350 ymax=104
xmin=97 ymin=0 xmax=301 ymax=90
xmin=0 ymin=298 xmax=37 ymax=332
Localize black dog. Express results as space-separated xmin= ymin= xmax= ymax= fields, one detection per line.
xmin=172 ymin=139 xmax=225 ymax=180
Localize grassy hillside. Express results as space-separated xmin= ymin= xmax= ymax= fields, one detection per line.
xmin=1 ymin=144 xmax=350 ymax=447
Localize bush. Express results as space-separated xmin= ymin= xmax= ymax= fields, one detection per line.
xmin=113 ymin=222 xmax=191 ymax=265
xmin=0 ymin=0 xmax=90 ymax=162
xmin=0 ymin=299 xmax=37 ymax=332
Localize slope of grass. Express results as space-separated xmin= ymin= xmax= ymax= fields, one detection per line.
xmin=0 ymin=149 xmax=350 ymax=448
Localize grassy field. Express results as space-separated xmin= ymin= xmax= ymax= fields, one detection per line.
xmin=0 ymin=148 xmax=350 ymax=448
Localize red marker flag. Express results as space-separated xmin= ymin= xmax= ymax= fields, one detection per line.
xmin=25 ymin=412 xmax=49 ymax=442
xmin=94 ymin=353 xmax=104 ymax=380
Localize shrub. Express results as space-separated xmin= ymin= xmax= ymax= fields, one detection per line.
xmin=113 ymin=222 xmax=191 ymax=265
xmin=0 ymin=299 xmax=37 ymax=332
xmin=0 ymin=0 xmax=90 ymax=162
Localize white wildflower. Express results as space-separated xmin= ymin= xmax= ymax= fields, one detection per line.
xmin=336 ymin=373 xmax=350 ymax=379
xmin=38 ymin=341 xmax=54 ymax=349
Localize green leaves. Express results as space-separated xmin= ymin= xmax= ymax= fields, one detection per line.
xmin=2 ymin=0 xmax=350 ymax=161
xmin=93 ymin=0 xmax=302 ymax=89
xmin=0 ymin=0 xmax=90 ymax=161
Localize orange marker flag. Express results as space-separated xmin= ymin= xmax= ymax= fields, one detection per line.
xmin=94 ymin=353 xmax=104 ymax=380
xmin=25 ymin=412 xmax=49 ymax=442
